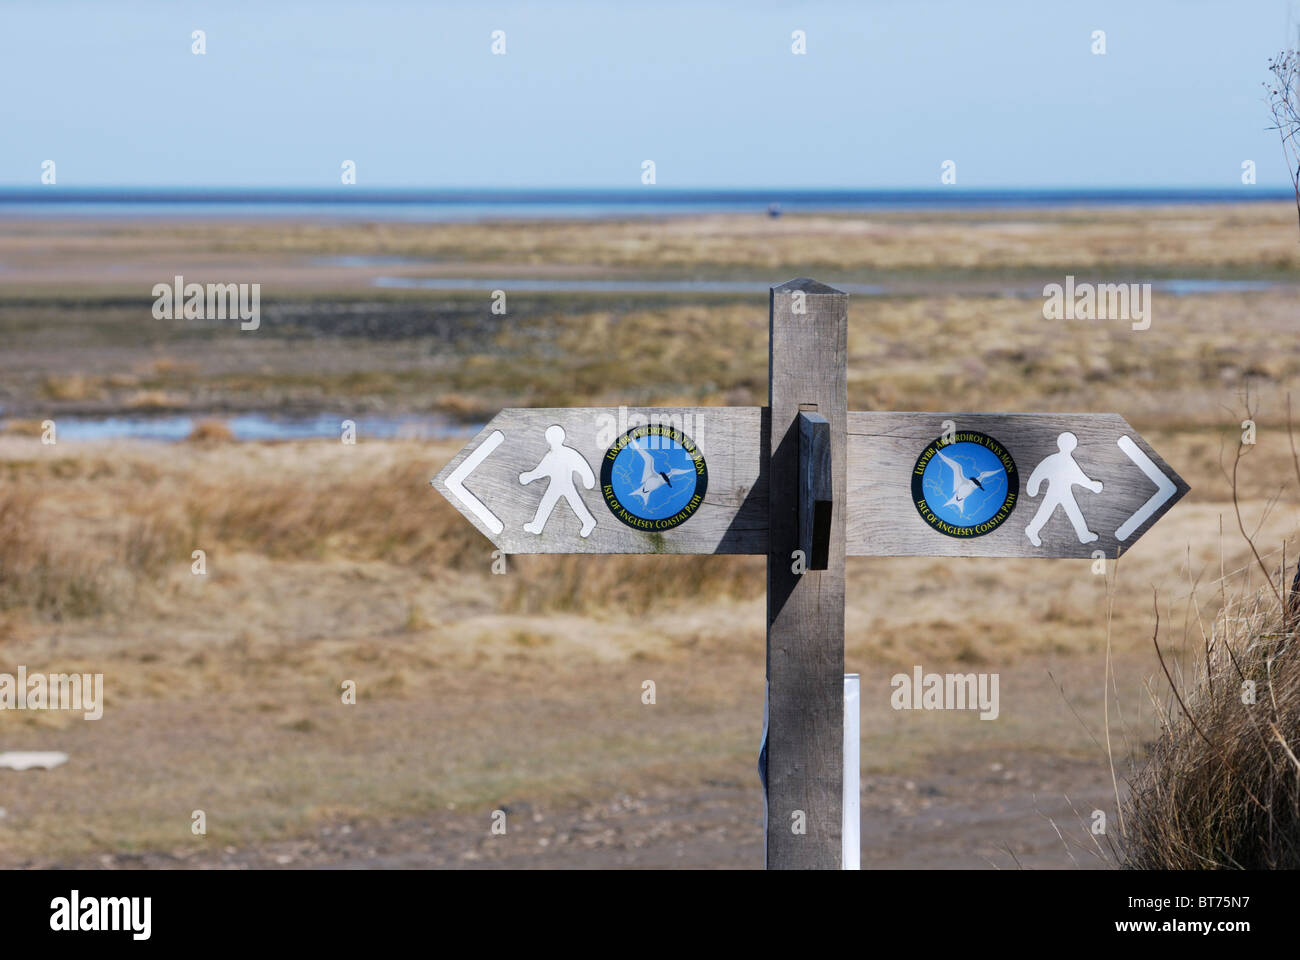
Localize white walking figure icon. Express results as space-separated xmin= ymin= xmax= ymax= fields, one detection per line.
xmin=1024 ymin=432 xmax=1103 ymax=547
xmin=519 ymin=425 xmax=597 ymax=538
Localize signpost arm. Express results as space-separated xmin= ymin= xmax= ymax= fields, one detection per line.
xmin=766 ymin=278 xmax=848 ymax=869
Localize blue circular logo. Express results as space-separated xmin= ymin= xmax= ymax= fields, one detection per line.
xmin=601 ymin=425 xmax=708 ymax=530
xmin=912 ymin=432 xmax=1018 ymax=537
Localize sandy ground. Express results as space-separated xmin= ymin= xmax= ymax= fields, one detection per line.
xmin=4 ymin=644 xmax=1135 ymax=870
xmin=19 ymin=750 xmax=1116 ymax=870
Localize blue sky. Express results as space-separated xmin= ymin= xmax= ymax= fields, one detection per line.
xmin=2 ymin=0 xmax=1298 ymax=188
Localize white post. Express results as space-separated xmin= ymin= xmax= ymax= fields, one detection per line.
xmin=842 ymin=673 xmax=860 ymax=869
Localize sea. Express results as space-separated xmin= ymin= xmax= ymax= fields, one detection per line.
xmin=0 ymin=187 xmax=1291 ymax=221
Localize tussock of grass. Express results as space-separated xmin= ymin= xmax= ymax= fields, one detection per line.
xmin=1116 ymin=403 xmax=1300 ymax=870
xmin=185 ymin=419 xmax=234 ymax=444
xmin=41 ymin=374 xmax=97 ymax=402
xmin=1122 ymin=589 xmax=1300 ymax=868
xmin=0 ymin=486 xmax=178 ymax=619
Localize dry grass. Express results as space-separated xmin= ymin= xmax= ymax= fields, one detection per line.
xmin=0 ymin=418 xmax=47 ymax=437
xmin=185 ymin=419 xmax=234 ymax=444
xmin=6 ymin=291 xmax=1297 ymax=432
xmin=0 ymin=432 xmax=1290 ymax=863
xmin=125 ymin=389 xmax=182 ymax=410
xmin=1122 ymin=587 xmax=1300 ymax=868
xmin=1 ymin=205 xmax=1297 ymax=864
xmin=41 ymin=374 xmax=97 ymax=402
xmin=3 ymin=206 xmax=1297 ymax=434
xmin=0 ymin=429 xmax=1287 ymax=673
xmin=0 ymin=485 xmax=177 ymax=621
xmin=1119 ymin=405 xmax=1300 ymax=868
xmin=8 ymin=205 xmax=1292 ymax=275
xmin=148 ymin=357 xmax=199 ymax=377
xmin=0 ymin=440 xmax=761 ymax=625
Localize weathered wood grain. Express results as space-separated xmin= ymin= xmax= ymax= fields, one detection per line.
xmin=845 ymin=411 xmax=1189 ymax=558
xmin=431 ymin=406 xmax=767 ymax=555
xmin=766 ymin=279 xmax=847 ymax=870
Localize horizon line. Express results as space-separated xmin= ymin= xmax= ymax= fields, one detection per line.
xmin=1 ymin=186 xmax=1293 ymax=203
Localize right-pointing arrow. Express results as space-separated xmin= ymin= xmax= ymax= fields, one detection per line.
xmin=1114 ymin=434 xmax=1178 ymax=542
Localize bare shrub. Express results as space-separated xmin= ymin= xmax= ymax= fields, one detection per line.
xmin=1122 ymin=591 xmax=1300 ymax=868
xmin=1121 ymin=395 xmax=1300 ymax=868
xmin=1266 ymin=49 xmax=1300 ymax=235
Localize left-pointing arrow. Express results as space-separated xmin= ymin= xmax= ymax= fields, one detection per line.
xmin=440 ymin=429 xmax=505 ymax=535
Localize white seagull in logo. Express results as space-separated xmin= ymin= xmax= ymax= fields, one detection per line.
xmin=935 ymin=449 xmax=1001 ymax=516
xmin=628 ymin=437 xmax=694 ymax=507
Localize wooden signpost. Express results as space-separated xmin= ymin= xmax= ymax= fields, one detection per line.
xmin=431 ymin=278 xmax=1189 ymax=870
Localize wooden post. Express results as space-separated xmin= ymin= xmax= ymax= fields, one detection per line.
xmin=766 ymin=278 xmax=848 ymax=869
